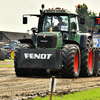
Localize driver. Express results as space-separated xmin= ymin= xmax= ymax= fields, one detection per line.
xmin=57 ymin=16 xmax=66 ymax=27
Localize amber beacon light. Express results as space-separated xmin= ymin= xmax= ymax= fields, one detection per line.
xmin=78 ymin=4 xmax=81 ymax=8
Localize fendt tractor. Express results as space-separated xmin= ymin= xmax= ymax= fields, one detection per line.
xmin=14 ymin=4 xmax=100 ymax=78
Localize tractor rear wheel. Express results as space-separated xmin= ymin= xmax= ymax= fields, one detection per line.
xmin=62 ymin=44 xmax=80 ymax=78
xmin=14 ymin=44 xmax=33 ymax=77
xmin=80 ymin=38 xmax=95 ymax=77
xmin=0 ymin=48 xmax=5 ymax=60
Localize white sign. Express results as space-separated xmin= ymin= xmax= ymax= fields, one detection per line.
xmin=93 ymin=34 xmax=100 ymax=47
xmin=61 ymin=26 xmax=68 ymax=31
xmin=49 ymin=78 xmax=57 ymax=92
xmin=93 ymin=39 xmax=99 ymax=47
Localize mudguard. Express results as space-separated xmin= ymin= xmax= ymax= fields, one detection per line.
xmin=65 ymin=33 xmax=92 ymax=48
xmin=80 ymin=33 xmax=92 ymax=48
xmin=19 ymin=39 xmax=35 ymax=48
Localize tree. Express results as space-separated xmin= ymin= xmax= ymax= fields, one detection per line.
xmin=75 ymin=3 xmax=97 ymax=33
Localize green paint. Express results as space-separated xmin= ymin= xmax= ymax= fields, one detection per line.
xmin=69 ymin=15 xmax=72 ymax=32
xmin=69 ymin=32 xmax=81 ymax=44
xmin=68 ymin=15 xmax=81 ymax=44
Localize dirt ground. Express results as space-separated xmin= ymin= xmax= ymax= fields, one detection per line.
xmin=0 ymin=67 xmax=100 ymax=100
xmin=0 ymin=62 xmax=14 ymax=65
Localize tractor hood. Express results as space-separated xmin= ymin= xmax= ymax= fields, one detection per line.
xmin=37 ymin=32 xmax=63 ymax=49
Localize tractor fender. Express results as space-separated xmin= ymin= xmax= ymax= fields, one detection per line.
xmin=80 ymin=33 xmax=92 ymax=48
xmin=64 ymin=33 xmax=92 ymax=48
xmin=63 ymin=40 xmax=80 ymax=47
xmin=18 ymin=39 xmax=35 ymax=48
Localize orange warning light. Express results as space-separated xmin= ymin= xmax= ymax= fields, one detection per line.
xmin=78 ymin=4 xmax=81 ymax=8
xmin=50 ymin=27 xmax=52 ymax=32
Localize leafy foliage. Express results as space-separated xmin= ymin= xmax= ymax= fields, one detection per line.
xmin=75 ymin=3 xmax=98 ymax=33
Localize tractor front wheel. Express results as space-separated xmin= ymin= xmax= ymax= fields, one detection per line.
xmin=62 ymin=44 xmax=81 ymax=78
xmin=14 ymin=43 xmax=47 ymax=77
xmin=14 ymin=43 xmax=33 ymax=77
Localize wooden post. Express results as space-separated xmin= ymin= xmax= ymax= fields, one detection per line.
xmin=50 ymin=76 xmax=55 ymax=100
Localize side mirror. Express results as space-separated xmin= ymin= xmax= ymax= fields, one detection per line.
xmin=80 ymin=17 xmax=85 ymax=24
xmin=23 ymin=17 xmax=27 ymax=24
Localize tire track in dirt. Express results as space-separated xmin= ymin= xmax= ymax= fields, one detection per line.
xmin=0 ymin=67 xmax=100 ymax=100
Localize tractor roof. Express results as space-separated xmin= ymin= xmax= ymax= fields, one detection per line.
xmin=23 ymin=7 xmax=78 ymax=18
xmin=44 ymin=7 xmax=78 ymax=15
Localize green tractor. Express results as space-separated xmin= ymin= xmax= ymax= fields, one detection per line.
xmin=14 ymin=5 xmax=98 ymax=77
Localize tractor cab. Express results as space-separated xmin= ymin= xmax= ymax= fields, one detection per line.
xmin=23 ymin=6 xmax=81 ymax=48
xmin=92 ymin=16 xmax=100 ymax=48
xmin=42 ymin=13 xmax=79 ymax=40
xmin=42 ymin=8 xmax=79 ymax=32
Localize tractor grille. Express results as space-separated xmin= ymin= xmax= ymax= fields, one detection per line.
xmin=37 ymin=33 xmax=57 ymax=48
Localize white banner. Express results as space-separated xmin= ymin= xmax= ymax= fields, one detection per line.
xmin=93 ymin=34 xmax=100 ymax=47
xmin=61 ymin=26 xmax=68 ymax=31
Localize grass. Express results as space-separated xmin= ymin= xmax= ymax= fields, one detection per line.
xmin=0 ymin=59 xmax=14 ymax=67
xmin=31 ymin=88 xmax=100 ymax=100
xmin=0 ymin=65 xmax=14 ymax=67
xmin=0 ymin=59 xmax=14 ymax=62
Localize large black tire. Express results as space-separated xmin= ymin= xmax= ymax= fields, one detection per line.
xmin=62 ymin=44 xmax=81 ymax=78
xmin=14 ymin=44 xmax=33 ymax=77
xmin=0 ymin=48 xmax=5 ymax=61
xmin=80 ymin=38 xmax=95 ymax=77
